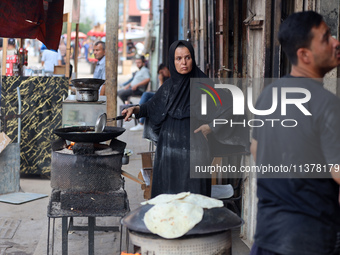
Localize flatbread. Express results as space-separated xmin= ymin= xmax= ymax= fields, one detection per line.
xmin=141 ymin=192 xmax=190 ymax=205
xmin=144 ymin=200 xmax=203 ymax=239
xmin=180 ymin=193 xmax=223 ymax=209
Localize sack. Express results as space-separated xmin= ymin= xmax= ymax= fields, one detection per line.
xmin=0 ymin=132 xmax=11 ymax=154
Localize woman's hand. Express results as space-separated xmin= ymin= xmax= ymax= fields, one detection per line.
xmin=194 ymin=124 xmax=212 ymax=140
xmin=122 ymin=106 xmax=140 ymax=121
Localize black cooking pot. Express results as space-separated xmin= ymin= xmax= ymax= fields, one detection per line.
xmin=121 ymin=204 xmax=243 ymax=236
xmin=71 ymin=78 xmax=105 ymax=102
xmin=53 ymin=126 xmax=125 ymax=143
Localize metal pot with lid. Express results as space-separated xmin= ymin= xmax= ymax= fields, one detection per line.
xmin=71 ymin=78 xmax=105 ymax=102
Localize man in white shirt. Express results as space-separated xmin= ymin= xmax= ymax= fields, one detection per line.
xmin=41 ymin=48 xmax=62 ymax=75
xmin=117 ymin=55 xmax=150 ymax=104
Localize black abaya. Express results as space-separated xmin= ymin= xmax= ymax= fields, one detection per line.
xmin=137 ymin=40 xmax=248 ymax=198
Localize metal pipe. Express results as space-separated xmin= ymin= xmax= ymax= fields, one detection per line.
xmin=189 ymin=0 xmax=194 ymax=43
xmin=62 ymin=217 xmax=68 ymax=255
xmin=88 ymin=217 xmax=95 ymax=255
xmin=158 ymin=0 xmax=164 ymax=65
xmin=47 ymin=218 xmax=50 ymax=255
xmin=74 ymin=23 xmax=79 ymax=78
xmin=233 ymin=0 xmax=239 ymax=78
xmin=52 ymin=218 xmax=55 ymax=255
xmin=16 ymin=87 xmax=21 ymax=144
xmin=194 ymin=0 xmax=200 ymax=65
xmin=0 ymin=55 xmax=2 ymax=132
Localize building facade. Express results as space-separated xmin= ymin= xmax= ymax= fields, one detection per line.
xmin=145 ymin=0 xmax=340 ymax=246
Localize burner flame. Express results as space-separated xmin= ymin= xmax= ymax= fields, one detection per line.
xmin=67 ymin=142 xmax=75 ymax=150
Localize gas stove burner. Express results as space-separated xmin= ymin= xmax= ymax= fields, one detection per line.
xmin=51 ymin=137 xmax=127 ymax=193
xmin=62 ymin=142 xmax=117 ymax=155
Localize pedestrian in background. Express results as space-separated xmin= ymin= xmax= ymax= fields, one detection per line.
xmin=93 ymin=41 xmax=106 ymax=95
xmin=0 ymin=38 xmax=17 ymax=68
xmin=58 ymin=37 xmax=66 ymax=65
xmin=117 ymin=55 xmax=150 ymax=104
xmin=41 ymin=48 xmax=62 ymax=75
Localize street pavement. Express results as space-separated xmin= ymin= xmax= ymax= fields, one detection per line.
xmin=0 ymin=57 xmax=250 ymax=255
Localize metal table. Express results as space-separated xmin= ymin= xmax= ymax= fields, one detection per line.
xmin=47 ymin=196 xmax=130 ymax=255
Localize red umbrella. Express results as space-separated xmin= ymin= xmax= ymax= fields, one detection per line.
xmin=63 ymin=31 xmax=87 ymax=40
xmin=87 ymin=30 xmax=106 ymax=37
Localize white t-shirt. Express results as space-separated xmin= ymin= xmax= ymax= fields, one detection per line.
xmin=41 ymin=49 xmax=62 ymax=73
xmin=131 ymin=66 xmax=151 ymax=91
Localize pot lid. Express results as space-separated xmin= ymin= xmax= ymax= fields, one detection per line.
xmin=121 ymin=204 xmax=243 ymax=236
xmin=53 ymin=126 xmax=125 ymax=143
xmin=71 ymin=78 xmax=105 ymax=90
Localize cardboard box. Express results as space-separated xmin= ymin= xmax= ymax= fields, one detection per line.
xmin=53 ymin=65 xmax=66 ymax=75
xmin=0 ymin=132 xmax=11 ymax=154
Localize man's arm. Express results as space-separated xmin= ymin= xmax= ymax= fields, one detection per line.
xmin=100 ymin=84 xmax=105 ymax=96
xmin=41 ymin=51 xmax=46 ymax=66
xmin=102 ymin=67 xmax=106 ymax=80
xmin=250 ymin=138 xmax=258 ymax=163
xmin=158 ymin=74 xmax=164 ymax=86
xmin=57 ymin=50 xmax=62 ymax=66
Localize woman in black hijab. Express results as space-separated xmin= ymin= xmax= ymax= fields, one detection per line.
xmin=123 ymin=40 xmax=247 ymax=198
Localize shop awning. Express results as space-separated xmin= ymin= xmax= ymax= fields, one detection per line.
xmin=0 ymin=0 xmax=64 ymax=50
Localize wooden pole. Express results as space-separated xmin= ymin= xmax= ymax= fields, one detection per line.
xmin=74 ymin=23 xmax=80 ymax=78
xmin=122 ymin=0 xmax=130 ymax=75
xmin=2 ymin=39 xmax=8 ymax=76
xmin=19 ymin=39 xmax=24 ymax=49
xmin=106 ymin=0 xmax=119 ymax=126
xmin=122 ymin=0 xmax=127 ymax=59
xmin=65 ymin=13 xmax=72 ymax=79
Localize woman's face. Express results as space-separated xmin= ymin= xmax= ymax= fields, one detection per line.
xmin=174 ymin=46 xmax=193 ymax=74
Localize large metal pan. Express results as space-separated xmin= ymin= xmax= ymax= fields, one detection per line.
xmin=70 ymin=78 xmax=105 ymax=90
xmin=121 ymin=204 xmax=243 ymax=236
xmin=53 ymin=126 xmax=125 ymax=143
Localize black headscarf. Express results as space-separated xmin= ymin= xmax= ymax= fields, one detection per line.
xmin=146 ymin=40 xmax=206 ymax=128
xmin=146 ymin=40 xmax=249 ymax=149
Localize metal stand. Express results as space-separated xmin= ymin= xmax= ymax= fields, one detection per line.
xmin=47 ymin=197 xmax=130 ymax=255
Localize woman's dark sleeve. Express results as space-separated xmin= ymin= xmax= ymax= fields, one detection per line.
xmin=135 ymin=104 xmax=148 ymax=119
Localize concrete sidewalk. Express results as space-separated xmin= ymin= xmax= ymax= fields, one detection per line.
xmin=0 ymin=58 xmax=250 ymax=255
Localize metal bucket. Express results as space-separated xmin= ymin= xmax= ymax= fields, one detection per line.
xmin=0 ymin=143 xmax=20 ymax=195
